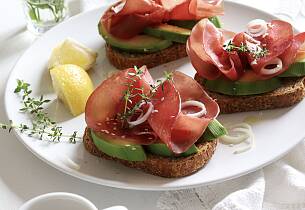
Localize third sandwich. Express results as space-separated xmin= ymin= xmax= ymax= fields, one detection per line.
xmin=187 ymin=18 xmax=305 ymax=113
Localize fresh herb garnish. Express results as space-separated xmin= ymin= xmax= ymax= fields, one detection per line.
xmin=223 ymin=40 xmax=268 ymax=59
xmin=1 ymin=80 xmax=81 ymax=143
xmin=117 ymin=67 xmax=173 ymax=124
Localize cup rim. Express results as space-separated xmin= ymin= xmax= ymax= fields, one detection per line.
xmin=19 ymin=192 xmax=98 ymax=210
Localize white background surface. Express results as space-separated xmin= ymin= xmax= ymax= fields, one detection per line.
xmin=0 ymin=0 xmax=305 ymax=209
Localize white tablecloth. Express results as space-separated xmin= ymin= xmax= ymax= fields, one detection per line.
xmin=0 ymin=0 xmax=305 ymax=210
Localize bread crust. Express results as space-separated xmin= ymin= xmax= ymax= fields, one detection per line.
xmin=195 ymin=74 xmax=305 ymax=114
xmin=106 ymin=43 xmax=187 ymax=70
xmin=83 ymin=128 xmax=217 ymax=178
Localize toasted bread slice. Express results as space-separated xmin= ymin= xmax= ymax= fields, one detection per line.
xmin=83 ymin=128 xmax=217 ymax=178
xmin=106 ymin=43 xmax=187 ymax=70
xmin=195 ymin=74 xmax=305 ymax=114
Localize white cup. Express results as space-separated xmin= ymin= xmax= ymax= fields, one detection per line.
xmin=19 ymin=192 xmax=97 ymax=210
xmin=19 ymin=192 xmax=128 ymax=210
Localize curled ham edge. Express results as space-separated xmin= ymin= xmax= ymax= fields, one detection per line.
xmin=187 ymin=18 xmax=305 ymax=81
xmin=148 ymin=71 xmax=219 ymax=154
xmin=102 ymin=0 xmax=224 ymax=39
xmin=85 ymin=68 xmax=219 ymax=154
xmin=187 ymin=19 xmax=243 ymax=80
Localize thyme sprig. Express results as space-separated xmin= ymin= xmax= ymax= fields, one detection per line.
xmin=1 ymin=80 xmax=81 ymax=143
xmin=223 ymin=40 xmax=268 ymax=59
xmin=117 ymin=66 xmax=173 ymax=123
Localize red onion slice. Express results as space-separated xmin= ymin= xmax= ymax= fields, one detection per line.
xmin=127 ymin=101 xmax=154 ymax=128
xmin=181 ymin=100 xmax=207 ymax=118
xmin=247 ymin=19 xmax=267 ymax=37
xmin=261 ymin=57 xmax=283 ymax=75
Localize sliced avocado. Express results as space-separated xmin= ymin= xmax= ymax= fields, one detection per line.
xmin=168 ymin=20 xmax=198 ymax=30
xmin=202 ymin=119 xmax=227 ymax=141
xmin=203 ymin=76 xmax=282 ymax=96
xmin=278 ymin=60 xmax=305 ymax=77
xmin=169 ymin=16 xmax=222 ymax=29
xmin=146 ymin=144 xmax=199 ymax=157
xmin=143 ymin=24 xmax=191 ymax=43
xmin=90 ymin=130 xmax=147 ymax=161
xmin=146 ymin=119 xmax=226 ymax=156
xmin=90 ymin=119 xmax=226 ymax=159
xmin=98 ymin=21 xmax=172 ymax=53
xmin=208 ymin=16 xmax=222 ymax=28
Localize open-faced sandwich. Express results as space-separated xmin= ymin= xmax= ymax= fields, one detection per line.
xmin=83 ymin=66 xmax=227 ymax=177
xmin=98 ymin=0 xmax=224 ymax=69
xmin=187 ymin=19 xmax=305 ymax=113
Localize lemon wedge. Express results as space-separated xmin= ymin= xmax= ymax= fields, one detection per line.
xmin=48 ymin=38 xmax=97 ymax=71
xmin=50 ymin=64 xmax=94 ymax=116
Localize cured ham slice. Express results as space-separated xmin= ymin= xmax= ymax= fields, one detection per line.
xmin=279 ymin=32 xmax=305 ymax=71
xmin=162 ymin=0 xmax=224 ymax=20
xmin=187 ymin=19 xmax=243 ymax=80
xmin=247 ymin=20 xmax=293 ymax=76
xmin=101 ymin=0 xmax=224 ymax=39
xmin=148 ymin=71 xmax=219 ymax=153
xmin=85 ymin=66 xmax=153 ymax=131
xmin=102 ymin=0 xmax=166 ymax=39
xmin=86 ymin=67 xmax=220 ymax=153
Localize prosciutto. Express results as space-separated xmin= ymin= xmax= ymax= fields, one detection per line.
xmin=102 ymin=0 xmax=166 ymax=39
xmin=279 ymin=32 xmax=305 ymax=73
xmin=247 ymin=20 xmax=294 ymax=77
xmin=101 ymin=0 xmax=224 ymax=39
xmin=148 ymin=71 xmax=219 ymax=153
xmin=85 ymin=67 xmax=219 ymax=153
xmin=187 ymin=19 xmax=305 ymax=80
xmin=187 ymin=19 xmax=243 ymax=80
xmin=85 ymin=66 xmax=157 ymax=144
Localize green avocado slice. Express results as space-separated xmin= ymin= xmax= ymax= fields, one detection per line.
xmin=90 ymin=130 xmax=147 ymax=161
xmin=146 ymin=119 xmax=226 ymax=157
xmin=168 ymin=20 xmax=197 ymax=30
xmin=278 ymin=60 xmax=305 ymax=77
xmin=146 ymin=144 xmax=199 ymax=157
xmin=90 ymin=119 xmax=226 ymax=159
xmin=202 ymin=119 xmax=227 ymax=141
xmin=143 ymin=24 xmax=191 ymax=43
xmin=98 ymin=21 xmax=172 ymax=53
xmin=203 ymin=76 xmax=282 ymax=96
xmin=143 ymin=17 xmax=222 ymax=44
xmin=169 ymin=16 xmax=222 ymax=29
xmin=208 ymin=16 xmax=222 ymax=28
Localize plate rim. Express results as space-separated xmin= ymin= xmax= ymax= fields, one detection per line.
xmin=4 ymin=1 xmax=305 ymax=191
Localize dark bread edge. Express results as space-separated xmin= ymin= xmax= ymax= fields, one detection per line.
xmin=83 ymin=128 xmax=217 ymax=178
xmin=105 ymin=43 xmax=187 ymax=70
xmin=195 ymin=74 xmax=305 ymax=114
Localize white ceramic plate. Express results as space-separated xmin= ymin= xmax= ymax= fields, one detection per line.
xmin=5 ymin=2 xmax=305 ymax=191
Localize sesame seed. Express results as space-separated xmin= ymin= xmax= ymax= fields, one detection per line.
xmin=100 ymin=129 xmax=110 ymax=134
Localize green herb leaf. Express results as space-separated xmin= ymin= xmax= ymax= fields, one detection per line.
xmin=0 ymin=80 xmax=81 ymax=143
